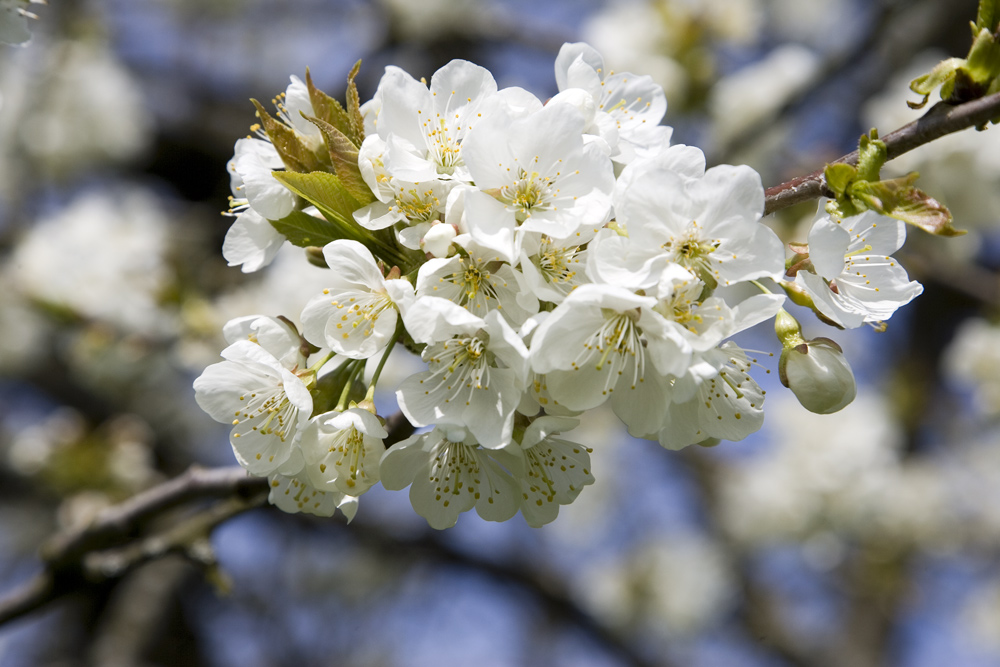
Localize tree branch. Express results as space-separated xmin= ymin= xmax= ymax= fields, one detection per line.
xmin=39 ymin=466 xmax=267 ymax=570
xmin=0 ymin=411 xmax=416 ymax=628
xmin=0 ymin=475 xmax=268 ymax=627
xmin=763 ymin=91 xmax=1000 ymax=216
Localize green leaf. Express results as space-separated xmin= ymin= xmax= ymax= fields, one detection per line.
xmin=908 ymin=58 xmax=964 ymax=108
xmin=268 ymin=209 xmax=344 ymax=248
xmin=965 ymin=27 xmax=1000 ymax=85
xmin=977 ymin=0 xmax=1000 ymax=31
xmin=270 ymin=170 xmax=361 ymax=227
xmin=303 ymin=114 xmax=376 ymax=205
xmin=304 ymin=68 xmax=354 ymax=140
xmin=856 ymin=130 xmax=887 ymax=182
xmin=251 ymin=99 xmax=325 ymax=173
xmin=346 ymin=60 xmax=366 ymax=147
xmin=824 ymin=163 xmax=857 ymax=196
xmin=270 ymin=171 xmax=407 ymax=267
xmin=848 ymin=176 xmax=966 ymax=237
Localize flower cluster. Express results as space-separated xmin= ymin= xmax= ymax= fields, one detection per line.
xmin=195 ymin=43 xmax=926 ymax=529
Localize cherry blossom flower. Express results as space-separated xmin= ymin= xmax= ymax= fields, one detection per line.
xmin=461 ymin=102 xmax=615 ymax=262
xmin=415 ymin=243 xmax=537 ymax=326
xmin=370 ymin=60 xmax=499 ymax=182
xmin=397 ymin=298 xmax=528 ymax=448
xmin=298 ymin=407 xmax=388 ymax=496
xmin=794 ymin=206 xmax=923 ymax=329
xmin=610 ymin=161 xmax=784 ymax=289
xmin=300 ymin=240 xmax=414 ymax=359
xmin=654 ymin=343 xmax=767 ymax=449
xmin=495 ymin=416 xmax=596 ymax=527
xmin=528 ymin=284 xmax=691 ymax=436
xmin=194 ymin=317 xmax=315 ymax=476
xmin=554 ymin=42 xmax=673 ymax=164
xmin=380 ymin=425 xmax=522 ymax=529
xmin=267 ymin=451 xmax=358 ymax=520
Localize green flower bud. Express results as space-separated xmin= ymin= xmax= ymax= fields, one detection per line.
xmin=778 ymin=336 xmax=857 ymax=414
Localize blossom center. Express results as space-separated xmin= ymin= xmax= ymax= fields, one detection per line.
xmin=427 ymin=440 xmax=487 ymax=507
xmin=663 ymin=225 xmax=721 ymax=283
xmin=330 ymin=292 xmax=394 ymax=340
xmin=440 ymin=256 xmax=507 ymax=313
xmin=232 ymin=384 xmax=299 ymax=442
xmin=392 ymin=186 xmax=440 ymax=222
xmin=500 ymin=167 xmax=553 ymax=220
xmin=537 ymin=239 xmax=580 ymax=286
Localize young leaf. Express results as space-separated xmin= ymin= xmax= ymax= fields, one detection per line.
xmin=977 ymin=0 xmax=1000 ymax=31
xmin=908 ymin=58 xmax=964 ymax=108
xmin=856 ymin=130 xmax=887 ymax=182
xmin=824 ymin=163 xmax=857 ymax=196
xmin=346 ymin=60 xmax=365 ymax=147
xmin=269 ymin=171 xmax=407 ymax=266
xmin=268 ymin=210 xmax=344 ymax=248
xmin=271 ymin=170 xmax=361 ymax=227
xmin=250 ymin=99 xmax=325 ymax=173
xmin=848 ymin=176 xmax=965 ymax=237
xmin=303 ymin=114 xmax=376 ymax=205
xmin=965 ymin=27 xmax=1000 ymax=87
xmin=304 ymin=68 xmax=354 ymax=140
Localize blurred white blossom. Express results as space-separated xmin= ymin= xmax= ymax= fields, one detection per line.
xmin=20 ymin=39 xmax=152 ymax=170
xmin=8 ymin=189 xmax=173 ymax=335
xmin=581 ymin=0 xmax=763 ymax=108
xmin=944 ymin=318 xmax=1000 ymax=417
xmin=579 ymin=534 xmax=735 ymax=637
xmin=710 ymin=43 xmax=819 ymax=146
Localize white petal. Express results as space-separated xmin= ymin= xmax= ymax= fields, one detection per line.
xmin=808 ymin=216 xmax=851 ymax=279
xmin=222 ymin=209 xmax=285 ymax=273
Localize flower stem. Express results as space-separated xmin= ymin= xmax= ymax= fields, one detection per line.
xmin=365 ymin=319 xmax=403 ymax=401
xmin=335 ymin=360 xmax=366 ymax=412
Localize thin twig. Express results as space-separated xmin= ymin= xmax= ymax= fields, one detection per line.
xmin=39 ymin=466 xmax=266 ymax=570
xmin=0 ymin=483 xmax=267 ymax=627
xmin=763 ymin=91 xmax=1000 ymax=216
xmin=0 ymin=412 xmax=417 ymax=627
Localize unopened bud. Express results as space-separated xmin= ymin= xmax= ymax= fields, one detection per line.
xmin=306 ymin=246 xmax=328 ymax=268
xmin=779 ymin=336 xmax=857 ymax=414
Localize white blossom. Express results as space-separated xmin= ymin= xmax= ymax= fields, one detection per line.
xmin=794 ymin=206 xmax=922 ymax=328
xmin=8 ymin=189 xmax=172 ymax=335
xmin=194 ymin=317 xmax=314 ymax=476
xmin=415 ymin=245 xmax=537 ymax=326
xmin=461 ymin=101 xmax=614 ymax=262
xmin=299 ymin=408 xmax=388 ymax=496
xmin=228 ymin=137 xmax=296 ymax=221
xmin=529 ymin=284 xmax=689 ymax=436
xmin=554 ymin=42 xmax=672 ymax=164
xmin=603 ymin=159 xmax=783 ymax=290
xmin=300 ymin=240 xmax=414 ymax=359
xmin=379 ymin=425 xmax=521 ymax=529
xmin=499 ymin=415 xmax=595 ymax=527
xmin=397 ymin=298 xmax=528 ymax=448
xmin=222 ymin=207 xmax=287 ymax=273
xmin=654 ymin=343 xmax=767 ymax=449
xmin=267 ymin=451 xmax=358 ymax=520
xmin=370 ymin=59 xmax=499 ymax=181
